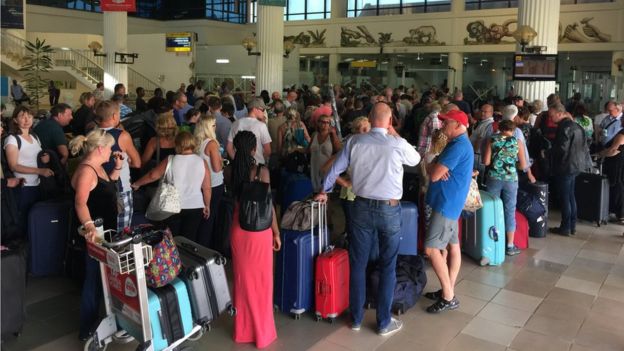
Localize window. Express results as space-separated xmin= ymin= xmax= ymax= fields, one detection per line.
xmin=347 ymin=0 xmax=450 ymax=17
xmin=465 ymin=0 xmax=518 ymax=10
xmin=560 ymin=0 xmax=613 ymax=3
xmin=249 ymin=0 xmax=331 ymax=22
xmin=26 ymin=0 xmax=249 ymax=24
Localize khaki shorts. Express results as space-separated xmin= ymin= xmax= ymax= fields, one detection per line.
xmin=424 ymin=210 xmax=458 ymax=250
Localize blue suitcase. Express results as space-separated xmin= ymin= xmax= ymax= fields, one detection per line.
xmin=274 ymin=203 xmax=327 ymax=319
xmin=281 ymin=172 xmax=313 ymax=211
xmin=119 ymin=278 xmax=194 ymax=351
xmin=398 ymin=201 xmax=418 ymax=255
xmin=28 ymin=199 xmax=70 ymax=276
xmin=462 ymin=191 xmax=505 ymax=266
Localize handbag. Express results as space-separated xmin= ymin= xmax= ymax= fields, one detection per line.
xmin=463 ymin=178 xmax=483 ymax=212
xmin=239 ymin=165 xmax=273 ymax=231
xmin=138 ymin=226 xmax=181 ymax=288
xmin=280 ymin=200 xmax=318 ymax=231
xmin=146 ymin=155 xmax=181 ymax=221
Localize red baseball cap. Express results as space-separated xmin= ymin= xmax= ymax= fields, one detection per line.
xmin=439 ymin=110 xmax=469 ymax=127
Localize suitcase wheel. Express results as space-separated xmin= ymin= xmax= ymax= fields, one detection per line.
xmin=228 ymin=305 xmax=237 ymax=317
xmin=328 ymin=317 xmax=336 ymax=324
xmin=479 ymin=257 xmax=490 ymax=266
xmin=315 ymin=315 xmax=322 ymax=322
xmin=293 ymin=313 xmax=301 ymax=320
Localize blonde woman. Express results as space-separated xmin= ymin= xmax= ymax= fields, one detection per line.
xmin=69 ymin=129 xmax=123 ymax=341
xmin=132 ymin=132 xmax=211 ymax=241
xmin=277 ymin=108 xmax=310 ymax=156
xmin=194 ymin=114 xmax=225 ymax=248
xmin=141 ymin=112 xmax=177 ymax=170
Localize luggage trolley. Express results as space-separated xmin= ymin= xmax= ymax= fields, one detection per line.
xmin=84 ymin=228 xmax=202 ymax=351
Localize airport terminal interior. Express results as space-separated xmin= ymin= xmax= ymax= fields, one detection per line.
xmin=1 ymin=0 xmax=624 ymax=350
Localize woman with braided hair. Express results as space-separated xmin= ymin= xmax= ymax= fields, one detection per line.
xmin=228 ymin=130 xmax=280 ymax=349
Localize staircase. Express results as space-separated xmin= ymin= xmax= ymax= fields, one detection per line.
xmin=1 ymin=31 xmax=160 ymax=95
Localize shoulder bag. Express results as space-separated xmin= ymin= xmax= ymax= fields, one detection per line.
xmin=146 ymin=155 xmax=181 ymax=221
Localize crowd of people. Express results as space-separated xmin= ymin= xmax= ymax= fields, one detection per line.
xmin=2 ymin=77 xmax=624 ymax=348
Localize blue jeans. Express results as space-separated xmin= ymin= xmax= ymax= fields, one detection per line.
xmin=79 ymin=255 xmax=102 ymax=339
xmin=350 ymin=199 xmax=401 ymax=330
xmin=16 ymin=185 xmax=40 ymax=237
xmin=485 ymin=178 xmax=518 ymax=233
xmin=558 ymin=173 xmax=578 ymax=233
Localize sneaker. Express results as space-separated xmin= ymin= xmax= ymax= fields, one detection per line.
xmin=426 ymin=297 xmax=460 ymax=314
xmin=377 ymin=318 xmax=403 ymax=336
xmin=424 ymin=289 xmax=442 ymax=300
xmin=350 ymin=323 xmax=361 ymax=331
xmin=549 ymin=227 xmax=570 ymax=236
xmin=506 ymin=245 xmax=520 ymax=256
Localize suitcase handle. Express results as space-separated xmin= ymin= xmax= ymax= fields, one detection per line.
xmin=489 ymin=226 xmax=499 ymax=242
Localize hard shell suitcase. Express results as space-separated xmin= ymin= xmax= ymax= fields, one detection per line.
xmin=1 ymin=244 xmax=27 ymax=339
xmin=315 ymin=247 xmax=349 ymax=322
xmin=575 ymin=173 xmax=609 ymax=227
xmin=175 ymin=236 xmax=233 ymax=327
xmin=520 ymin=182 xmax=549 ymax=237
xmin=398 ymin=201 xmax=419 ymax=255
xmin=462 ymin=191 xmax=505 ymax=266
xmin=148 ymin=279 xmax=194 ymax=351
xmin=280 ymin=171 xmax=313 ymax=211
xmin=213 ymin=191 xmax=234 ymax=257
xmin=514 ymin=210 xmax=529 ymax=249
xmin=28 ymin=199 xmax=71 ymax=276
xmin=274 ymin=202 xmax=327 ymax=319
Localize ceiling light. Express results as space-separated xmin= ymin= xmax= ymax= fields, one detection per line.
xmin=314 ymin=55 xmax=323 ymax=59
xmin=60 ymin=47 xmax=70 ymax=51
xmin=216 ymin=59 xmax=229 ymax=64
xmin=344 ymin=57 xmax=354 ymax=62
xmin=241 ymin=75 xmax=256 ymax=79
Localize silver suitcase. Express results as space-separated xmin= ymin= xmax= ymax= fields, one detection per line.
xmin=175 ymin=236 xmax=233 ymax=328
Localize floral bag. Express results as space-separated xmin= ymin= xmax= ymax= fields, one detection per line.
xmin=463 ymin=178 xmax=483 ymax=213
xmin=141 ymin=226 xmax=181 ymax=288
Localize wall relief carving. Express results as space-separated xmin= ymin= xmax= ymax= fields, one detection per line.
xmin=284 ymin=29 xmax=327 ymax=48
xmin=340 ymin=25 xmax=445 ymax=47
xmin=463 ymin=19 xmax=517 ymax=45
xmin=341 ymin=26 xmax=377 ymax=47
xmin=559 ymin=17 xmax=611 ymax=43
xmin=402 ymin=26 xmax=445 ymax=45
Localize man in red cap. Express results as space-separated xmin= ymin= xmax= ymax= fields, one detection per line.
xmin=422 ymin=109 xmax=474 ymax=313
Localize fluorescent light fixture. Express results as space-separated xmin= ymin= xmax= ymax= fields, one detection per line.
xmin=300 ymin=55 xmax=307 ymax=58
xmin=216 ymin=59 xmax=229 ymax=64
xmin=314 ymin=55 xmax=323 ymax=59
xmin=60 ymin=47 xmax=70 ymax=51
xmin=241 ymin=75 xmax=256 ymax=79
xmin=344 ymin=58 xmax=354 ymax=62
xmin=381 ymin=61 xmax=388 ymax=64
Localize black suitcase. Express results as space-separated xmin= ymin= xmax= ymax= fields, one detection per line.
xmin=213 ymin=191 xmax=234 ymax=258
xmin=28 ymin=199 xmax=71 ymax=276
xmin=175 ymin=236 xmax=233 ymax=328
xmin=575 ymin=173 xmax=610 ymax=226
xmin=521 ymin=182 xmax=549 ymax=237
xmin=1 ymin=243 xmax=27 ymax=339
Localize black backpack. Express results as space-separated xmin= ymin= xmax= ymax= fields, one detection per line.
xmin=283 ymin=151 xmax=309 ymax=174
xmin=239 ymin=165 xmax=273 ymax=232
xmin=37 ymin=149 xmax=71 ymax=201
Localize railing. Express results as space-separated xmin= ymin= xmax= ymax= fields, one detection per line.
xmin=1 ymin=31 xmax=160 ymax=93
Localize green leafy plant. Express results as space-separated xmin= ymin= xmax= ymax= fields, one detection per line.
xmin=19 ymin=38 xmax=54 ymax=110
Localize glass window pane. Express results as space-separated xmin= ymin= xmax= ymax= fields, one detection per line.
xmin=307 ymin=0 xmax=325 ymax=13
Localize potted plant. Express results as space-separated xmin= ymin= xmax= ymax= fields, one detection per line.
xmin=19 ymin=38 xmax=54 ymax=111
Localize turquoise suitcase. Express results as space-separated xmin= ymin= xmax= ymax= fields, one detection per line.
xmin=462 ymin=191 xmax=505 ymax=266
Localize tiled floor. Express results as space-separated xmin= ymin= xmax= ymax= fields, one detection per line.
xmin=3 ymin=209 xmax=624 ymax=351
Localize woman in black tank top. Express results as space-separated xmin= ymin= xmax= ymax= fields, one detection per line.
xmin=68 ymin=129 xmax=124 ymax=340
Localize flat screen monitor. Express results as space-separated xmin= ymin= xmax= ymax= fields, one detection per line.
xmin=513 ymin=54 xmax=558 ymax=81
xmin=166 ymin=32 xmax=192 ymax=53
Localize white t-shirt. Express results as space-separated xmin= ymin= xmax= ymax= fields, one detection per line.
xmin=3 ymin=134 xmax=42 ymax=186
xmin=200 ymin=138 xmax=224 ymax=188
xmin=169 ymin=154 xmax=206 ymax=209
xmin=227 ymin=117 xmax=272 ymax=164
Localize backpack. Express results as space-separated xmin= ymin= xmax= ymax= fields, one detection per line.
xmin=283 ymin=151 xmax=309 ymax=174
xmin=516 ymin=189 xmax=546 ymax=223
xmin=239 ymin=165 xmax=273 ymax=232
xmin=37 ymin=149 xmax=71 ymax=201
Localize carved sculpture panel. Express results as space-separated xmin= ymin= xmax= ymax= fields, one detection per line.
xmin=339 ymin=25 xmax=445 ymax=47
xmin=463 ymin=19 xmax=517 ymax=45
xmin=559 ymin=17 xmax=611 ymax=43
xmin=284 ymin=29 xmax=327 ymax=48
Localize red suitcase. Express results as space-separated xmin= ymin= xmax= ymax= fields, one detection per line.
xmin=514 ymin=210 xmax=529 ymax=249
xmin=315 ymin=248 xmax=349 ymax=322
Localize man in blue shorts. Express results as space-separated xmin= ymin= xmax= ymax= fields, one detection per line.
xmin=423 ymin=110 xmax=473 ymax=313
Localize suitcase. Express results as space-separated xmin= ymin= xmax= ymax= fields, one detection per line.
xmin=1 ymin=244 xmax=27 ymax=339
xmin=575 ymin=173 xmax=609 ymax=227
xmin=175 ymin=236 xmax=233 ymax=327
xmin=275 ymin=202 xmax=327 ymax=319
xmin=398 ymin=201 xmax=419 ymax=255
xmin=280 ymin=171 xmax=313 ymax=211
xmin=315 ymin=247 xmax=349 ymax=322
xmin=402 ymin=172 xmax=420 ymax=203
xmin=148 ymin=279 xmax=194 ymax=351
xmin=520 ymin=182 xmax=549 ymax=237
xmin=213 ymin=191 xmax=234 ymax=257
xmin=28 ymin=199 xmax=71 ymax=276
xmin=462 ymin=191 xmax=505 ymax=266
xmin=514 ymin=210 xmax=529 ymax=249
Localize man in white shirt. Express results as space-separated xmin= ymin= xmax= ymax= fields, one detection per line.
xmin=226 ymin=98 xmax=272 ymax=164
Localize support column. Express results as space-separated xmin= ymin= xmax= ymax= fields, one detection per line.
xmin=514 ymin=0 xmax=560 ymax=103
xmin=331 ymin=0 xmax=347 ymax=18
xmin=328 ymin=53 xmax=341 ymax=85
xmin=103 ymin=11 xmax=128 ymax=98
xmin=387 ymin=56 xmax=398 ymax=88
xmin=256 ymin=5 xmax=284 ymax=94
xmin=448 ymin=52 xmax=463 ymax=92
xmin=613 ymin=51 xmax=624 ymax=102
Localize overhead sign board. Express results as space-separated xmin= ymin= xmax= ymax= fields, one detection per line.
xmin=101 ymin=0 xmax=136 ymax=12
xmin=166 ymin=32 xmax=193 ymax=53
